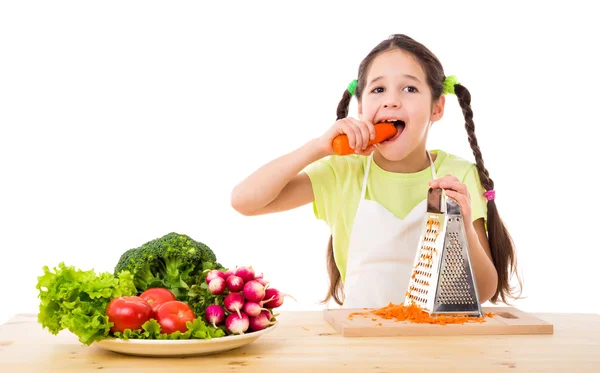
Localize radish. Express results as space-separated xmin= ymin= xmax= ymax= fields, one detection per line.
xmin=262 ymin=288 xmax=296 ymax=308
xmin=205 ymin=269 xmax=226 ymax=284
xmin=242 ymin=301 xmax=268 ymax=317
xmin=235 ymin=266 xmax=255 ymax=283
xmin=224 ymin=292 xmax=244 ymax=318
xmin=249 ymin=310 xmax=275 ymax=332
xmin=260 ymin=309 xmax=274 ymax=321
xmin=205 ymin=304 xmax=225 ymax=328
xmin=223 ymin=268 xmax=236 ymax=279
xmin=243 ymin=280 xmax=265 ymax=303
xmin=253 ymin=273 xmax=270 ymax=286
xmin=225 ymin=312 xmax=249 ymax=335
xmin=208 ymin=277 xmax=226 ymax=295
xmin=255 ymin=277 xmax=269 ymax=287
xmin=226 ymin=275 xmax=244 ymax=292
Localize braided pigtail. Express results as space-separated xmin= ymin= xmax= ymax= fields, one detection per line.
xmin=453 ymin=83 xmax=523 ymax=304
xmin=336 ymin=89 xmax=353 ymax=120
xmin=322 ymin=86 xmax=354 ymax=306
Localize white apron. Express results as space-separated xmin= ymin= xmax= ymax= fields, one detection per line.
xmin=342 ymin=151 xmax=437 ymax=309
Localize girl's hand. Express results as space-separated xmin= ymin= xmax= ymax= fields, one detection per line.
xmin=429 ymin=174 xmax=473 ymax=226
xmin=317 ymin=117 xmax=376 ymax=156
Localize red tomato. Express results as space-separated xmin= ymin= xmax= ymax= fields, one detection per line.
xmin=155 ymin=301 xmax=196 ymax=334
xmin=139 ymin=288 xmax=177 ymax=314
xmin=106 ymin=296 xmax=153 ymax=333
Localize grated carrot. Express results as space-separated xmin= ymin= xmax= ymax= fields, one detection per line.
xmin=348 ymin=302 xmax=495 ymax=325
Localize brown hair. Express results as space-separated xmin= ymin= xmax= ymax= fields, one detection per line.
xmin=322 ymin=34 xmax=522 ymax=306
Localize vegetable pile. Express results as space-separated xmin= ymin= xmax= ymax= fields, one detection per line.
xmin=36 ymin=232 xmax=293 ymax=346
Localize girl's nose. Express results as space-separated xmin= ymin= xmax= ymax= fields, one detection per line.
xmin=383 ymin=94 xmax=401 ymax=108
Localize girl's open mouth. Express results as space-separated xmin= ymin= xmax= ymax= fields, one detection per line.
xmin=381 ymin=120 xmax=405 ymax=143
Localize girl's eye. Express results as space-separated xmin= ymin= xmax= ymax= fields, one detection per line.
xmin=371 ymin=86 xmax=418 ymax=94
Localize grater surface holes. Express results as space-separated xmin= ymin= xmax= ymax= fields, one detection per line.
xmin=408 ymin=217 xmax=441 ymax=306
xmin=438 ymin=231 xmax=476 ymax=305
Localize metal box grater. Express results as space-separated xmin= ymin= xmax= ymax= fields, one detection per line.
xmin=404 ymin=187 xmax=483 ymax=317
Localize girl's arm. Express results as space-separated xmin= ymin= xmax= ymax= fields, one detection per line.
xmin=230 ymin=138 xmax=325 ymax=216
xmin=230 ymin=118 xmax=376 ymax=216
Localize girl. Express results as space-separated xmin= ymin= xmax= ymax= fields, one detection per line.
xmin=231 ymin=34 xmax=521 ymax=309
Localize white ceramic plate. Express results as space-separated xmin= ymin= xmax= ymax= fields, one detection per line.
xmin=93 ymin=323 xmax=277 ymax=357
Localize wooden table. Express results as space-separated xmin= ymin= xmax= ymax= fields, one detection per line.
xmin=1 ymin=310 xmax=599 ymax=372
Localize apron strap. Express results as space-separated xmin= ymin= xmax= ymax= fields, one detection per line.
xmin=427 ymin=151 xmax=437 ymax=180
xmin=360 ymin=154 xmax=373 ymax=200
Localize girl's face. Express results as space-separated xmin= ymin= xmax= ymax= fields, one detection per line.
xmin=358 ymin=49 xmax=444 ymax=162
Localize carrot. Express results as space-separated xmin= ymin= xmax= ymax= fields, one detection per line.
xmin=332 ymin=122 xmax=397 ymax=155
xmin=347 ymin=302 xmax=494 ymax=325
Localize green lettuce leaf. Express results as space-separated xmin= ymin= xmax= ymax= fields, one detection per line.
xmin=113 ymin=318 xmax=226 ymax=340
xmin=36 ymin=262 xmax=137 ymax=345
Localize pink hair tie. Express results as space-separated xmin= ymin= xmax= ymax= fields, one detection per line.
xmin=483 ymin=190 xmax=496 ymax=201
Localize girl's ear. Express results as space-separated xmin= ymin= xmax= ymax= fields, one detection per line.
xmin=431 ymin=95 xmax=445 ymax=122
xmin=357 ymin=101 xmax=363 ymax=120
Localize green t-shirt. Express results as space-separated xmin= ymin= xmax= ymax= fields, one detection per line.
xmin=304 ymin=149 xmax=487 ymax=283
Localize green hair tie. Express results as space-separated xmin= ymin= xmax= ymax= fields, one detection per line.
xmin=347 ymin=79 xmax=358 ymax=96
xmin=443 ymin=75 xmax=459 ymax=95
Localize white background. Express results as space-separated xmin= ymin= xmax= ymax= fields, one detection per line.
xmin=1 ymin=1 xmax=598 ymax=327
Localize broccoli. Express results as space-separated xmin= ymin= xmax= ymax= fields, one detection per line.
xmin=114 ymin=232 xmax=223 ymax=301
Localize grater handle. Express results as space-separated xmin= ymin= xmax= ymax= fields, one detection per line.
xmin=426 ymin=188 xmax=448 ymax=214
xmin=427 ymin=187 xmax=462 ymax=215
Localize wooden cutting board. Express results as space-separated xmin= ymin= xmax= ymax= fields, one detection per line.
xmin=323 ymin=307 xmax=554 ymax=337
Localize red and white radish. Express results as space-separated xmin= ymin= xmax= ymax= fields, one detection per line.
xmin=208 ymin=277 xmax=226 ymax=295
xmin=249 ymin=310 xmax=275 ymax=332
xmin=226 ymin=312 xmax=249 ymax=334
xmin=205 ymin=304 xmax=225 ymax=328
xmin=242 ymin=301 xmax=268 ymax=318
xmin=255 ymin=277 xmax=269 ymax=287
xmin=224 ymin=292 xmax=244 ymax=318
xmin=262 ymin=288 xmax=296 ymax=308
xmin=205 ymin=269 xmax=226 ymax=284
xmin=226 ymin=275 xmax=244 ymax=292
xmin=243 ymin=280 xmax=265 ymax=303
xmin=235 ymin=266 xmax=255 ymax=283
xmin=223 ymin=268 xmax=236 ymax=279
